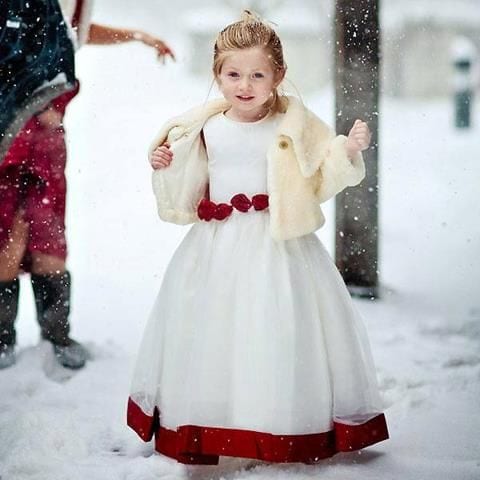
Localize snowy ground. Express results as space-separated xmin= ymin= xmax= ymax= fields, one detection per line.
xmin=1 ymin=11 xmax=480 ymax=480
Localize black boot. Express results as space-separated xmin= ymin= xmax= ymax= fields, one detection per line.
xmin=0 ymin=278 xmax=19 ymax=369
xmin=31 ymin=271 xmax=87 ymax=369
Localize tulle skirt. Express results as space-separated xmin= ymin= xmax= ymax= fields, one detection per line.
xmin=127 ymin=210 xmax=388 ymax=464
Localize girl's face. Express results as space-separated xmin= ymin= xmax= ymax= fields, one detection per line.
xmin=216 ymin=47 xmax=283 ymax=122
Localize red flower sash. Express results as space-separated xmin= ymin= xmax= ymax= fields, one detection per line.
xmin=197 ymin=194 xmax=269 ymax=222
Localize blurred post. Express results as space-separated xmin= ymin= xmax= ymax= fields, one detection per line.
xmin=334 ymin=0 xmax=380 ymax=298
xmin=452 ymin=37 xmax=476 ymax=129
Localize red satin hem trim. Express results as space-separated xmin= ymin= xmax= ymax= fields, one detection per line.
xmin=127 ymin=398 xmax=389 ymax=465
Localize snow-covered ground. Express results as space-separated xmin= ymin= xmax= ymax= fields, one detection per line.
xmin=1 ymin=11 xmax=480 ymax=480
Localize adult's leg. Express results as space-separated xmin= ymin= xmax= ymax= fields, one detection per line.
xmin=0 ymin=277 xmax=19 ymax=368
xmin=0 ymin=122 xmax=37 ymax=367
xmin=0 ymin=211 xmax=29 ymax=281
xmin=30 ymin=253 xmax=70 ymax=346
xmin=30 ymin=252 xmax=68 ymax=348
xmin=30 ymin=268 xmax=71 ymax=344
xmin=31 ymin=252 xmax=66 ymax=276
xmin=0 ymin=211 xmax=28 ymax=368
xmin=26 ymin=124 xmax=87 ymax=369
xmin=30 ymin=264 xmax=87 ymax=369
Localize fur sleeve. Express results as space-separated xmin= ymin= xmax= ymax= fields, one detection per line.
xmin=148 ymin=120 xmax=185 ymax=159
xmin=150 ymin=123 xmax=209 ymax=225
xmin=302 ymin=111 xmax=365 ymax=204
xmin=316 ymin=134 xmax=365 ymax=204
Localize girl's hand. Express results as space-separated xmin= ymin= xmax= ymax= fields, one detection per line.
xmin=150 ymin=143 xmax=173 ymax=169
xmin=345 ymin=119 xmax=371 ymax=158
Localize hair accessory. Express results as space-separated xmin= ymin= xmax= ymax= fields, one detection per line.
xmin=241 ymin=9 xmax=278 ymax=27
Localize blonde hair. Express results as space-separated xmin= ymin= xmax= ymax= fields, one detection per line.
xmin=213 ymin=10 xmax=287 ymax=114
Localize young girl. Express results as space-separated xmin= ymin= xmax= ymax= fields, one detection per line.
xmin=127 ymin=11 xmax=388 ymax=466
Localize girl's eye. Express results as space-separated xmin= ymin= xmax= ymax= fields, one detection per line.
xmin=227 ymin=72 xmax=239 ymax=78
xmin=253 ymin=73 xmax=264 ymax=79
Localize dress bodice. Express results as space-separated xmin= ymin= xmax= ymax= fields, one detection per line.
xmin=203 ymin=112 xmax=279 ymax=203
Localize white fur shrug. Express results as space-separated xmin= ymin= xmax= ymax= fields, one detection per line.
xmin=149 ymin=96 xmax=365 ymax=241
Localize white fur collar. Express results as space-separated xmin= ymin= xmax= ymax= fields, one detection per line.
xmin=159 ymin=96 xmax=325 ymax=178
xmin=175 ymin=95 xmax=306 ymax=135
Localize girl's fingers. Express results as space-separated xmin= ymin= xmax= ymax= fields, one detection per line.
xmin=152 ymin=159 xmax=172 ymax=169
xmin=154 ymin=146 xmax=171 ymax=153
xmin=353 ymin=125 xmax=368 ymax=134
xmin=346 ymin=119 xmax=371 ymax=153
xmin=154 ymin=146 xmax=173 ymax=156
xmin=151 ymin=143 xmax=174 ymax=168
xmin=152 ymin=149 xmax=173 ymax=161
xmin=352 ymin=120 xmax=370 ymax=134
xmin=152 ymin=154 xmax=171 ymax=162
xmin=152 ymin=156 xmax=171 ymax=164
xmin=354 ymin=132 xmax=369 ymax=141
xmin=354 ymin=135 xmax=369 ymax=144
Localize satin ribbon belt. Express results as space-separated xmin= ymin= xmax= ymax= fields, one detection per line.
xmin=197 ymin=193 xmax=269 ymax=221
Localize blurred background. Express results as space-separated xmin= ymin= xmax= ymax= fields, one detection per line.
xmin=2 ymin=1 xmax=479 ymax=478
xmin=89 ymin=0 xmax=480 ymax=97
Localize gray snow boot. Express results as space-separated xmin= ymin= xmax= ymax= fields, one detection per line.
xmin=31 ymin=271 xmax=88 ymax=369
xmin=0 ymin=278 xmax=19 ymax=369
xmin=0 ymin=344 xmax=15 ymax=369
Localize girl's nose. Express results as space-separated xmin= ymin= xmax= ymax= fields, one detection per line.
xmin=239 ymin=77 xmax=251 ymax=91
